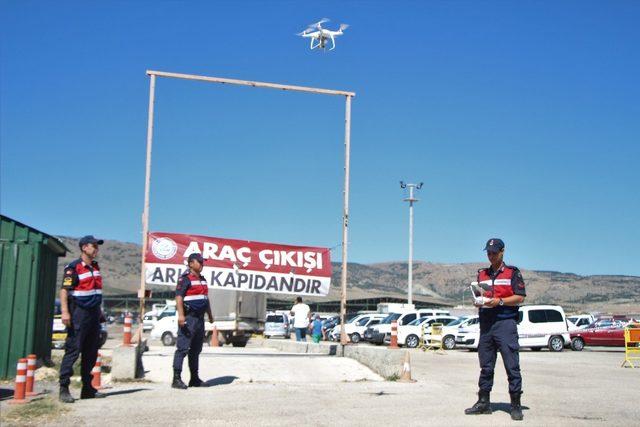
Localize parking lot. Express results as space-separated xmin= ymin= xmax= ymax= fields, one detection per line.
xmin=37 ymin=336 xmax=639 ymax=426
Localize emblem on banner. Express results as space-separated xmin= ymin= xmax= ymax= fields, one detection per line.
xmin=151 ymin=237 xmax=178 ymax=260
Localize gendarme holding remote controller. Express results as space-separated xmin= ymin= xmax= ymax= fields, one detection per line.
xmin=465 ymin=238 xmax=527 ymax=421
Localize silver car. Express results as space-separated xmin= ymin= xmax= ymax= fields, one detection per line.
xmin=264 ymin=313 xmax=291 ymax=339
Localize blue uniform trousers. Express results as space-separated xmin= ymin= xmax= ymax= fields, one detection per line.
xmin=478 ymin=317 xmax=522 ymax=394
xmin=172 ymin=313 xmax=205 ymax=375
xmin=59 ymin=304 xmax=101 ymax=388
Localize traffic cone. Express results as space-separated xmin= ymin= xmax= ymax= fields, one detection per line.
xmin=389 ymin=320 xmax=399 ymax=349
xmin=210 ymin=326 xmax=219 ymax=347
xmin=25 ymin=354 xmax=37 ymax=397
xmin=91 ymin=353 xmax=102 ymax=389
xmin=123 ymin=314 xmax=132 ymax=346
xmin=398 ymin=351 xmax=416 ymax=383
xmin=10 ymin=358 xmax=28 ymax=404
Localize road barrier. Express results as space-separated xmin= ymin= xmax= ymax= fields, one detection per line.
xmin=25 ymin=354 xmax=37 ymax=397
xmin=390 ymin=321 xmax=399 ymax=349
xmin=621 ymin=323 xmax=640 ymax=368
xmin=10 ymin=358 xmax=28 ymax=404
xmin=123 ymin=315 xmax=132 ymax=345
xmin=92 ymin=353 xmax=103 ymax=389
xmin=423 ymin=323 xmax=444 ymax=353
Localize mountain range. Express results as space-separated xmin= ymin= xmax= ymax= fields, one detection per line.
xmin=56 ymin=237 xmax=639 ymax=313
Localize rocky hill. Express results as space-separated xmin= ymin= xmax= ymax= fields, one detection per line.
xmin=56 ymin=237 xmax=640 ymax=313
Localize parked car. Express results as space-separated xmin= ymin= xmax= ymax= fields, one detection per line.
xmin=365 ymin=311 xmax=435 ymax=345
xmin=456 ymin=305 xmax=571 ymax=352
xmin=570 ymin=319 xmax=635 ymax=350
xmin=422 ymin=315 xmax=479 ymax=350
xmin=150 ymin=314 xmax=214 ymax=346
xmin=567 ymin=314 xmax=596 ymax=331
xmin=264 ymin=312 xmax=291 ymax=339
xmin=143 ymin=303 xmax=177 ymax=331
xmin=330 ymin=314 xmax=387 ymax=343
xmin=396 ymin=315 xmax=459 ymax=348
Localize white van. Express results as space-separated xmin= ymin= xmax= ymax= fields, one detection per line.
xmin=330 ymin=313 xmax=387 ymax=343
xmin=455 ymin=305 xmax=570 ymax=352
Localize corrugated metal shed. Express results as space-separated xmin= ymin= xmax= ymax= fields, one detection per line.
xmin=0 ymin=215 xmax=67 ymax=379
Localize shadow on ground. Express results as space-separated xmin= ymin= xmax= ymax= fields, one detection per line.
xmin=203 ymin=376 xmax=238 ymax=387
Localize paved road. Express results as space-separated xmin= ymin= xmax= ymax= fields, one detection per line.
xmin=38 ymin=342 xmax=640 ymax=426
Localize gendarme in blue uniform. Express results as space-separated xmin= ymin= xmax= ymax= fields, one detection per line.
xmin=172 ymin=269 xmax=209 ymax=376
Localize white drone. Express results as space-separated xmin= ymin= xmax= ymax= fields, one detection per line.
xmin=297 ymin=18 xmax=349 ymax=51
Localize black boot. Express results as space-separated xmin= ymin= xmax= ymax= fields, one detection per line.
xmin=188 ymin=376 xmax=203 ymax=387
xmin=59 ymin=386 xmax=75 ymax=403
xmin=80 ymin=385 xmax=105 ymax=399
xmin=464 ymin=390 xmax=492 ymax=415
xmin=510 ymin=392 xmax=524 ymax=421
xmin=172 ymin=370 xmax=188 ymax=390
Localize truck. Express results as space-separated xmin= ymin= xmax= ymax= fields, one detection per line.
xmin=210 ymin=289 xmax=266 ymax=347
xmin=149 ymin=290 xmax=266 ymax=347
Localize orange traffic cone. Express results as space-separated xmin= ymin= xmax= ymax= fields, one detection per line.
xmin=10 ymin=358 xmax=28 ymax=404
xmin=123 ymin=315 xmax=132 ymax=346
xmin=91 ymin=353 xmax=103 ymax=389
xmin=389 ymin=320 xmax=399 ymax=349
xmin=210 ymin=326 xmax=219 ymax=347
xmin=398 ymin=351 xmax=416 ymax=383
xmin=25 ymin=354 xmax=37 ymax=397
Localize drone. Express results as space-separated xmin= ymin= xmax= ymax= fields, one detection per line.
xmin=297 ymin=18 xmax=349 ymax=51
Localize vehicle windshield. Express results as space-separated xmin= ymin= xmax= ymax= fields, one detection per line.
xmin=266 ymin=315 xmax=284 ymax=323
xmin=446 ymin=317 xmax=467 ymax=326
xmin=346 ymin=315 xmax=360 ymax=324
xmin=381 ymin=313 xmax=402 ymax=324
xmin=408 ymin=317 xmax=426 ymax=326
xmin=356 ymin=317 xmax=370 ymax=326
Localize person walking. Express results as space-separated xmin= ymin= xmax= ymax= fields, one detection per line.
xmin=465 ymin=238 xmax=526 ymax=421
xmin=310 ymin=314 xmax=323 ymax=343
xmin=290 ymin=297 xmax=311 ymax=342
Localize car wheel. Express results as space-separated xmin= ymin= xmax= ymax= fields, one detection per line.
xmin=264 ymin=334 xmax=270 ymax=339
xmin=548 ymin=335 xmax=564 ymax=352
xmin=571 ymin=337 xmax=585 ymax=351
xmin=351 ymin=333 xmax=361 ymax=343
xmin=406 ymin=334 xmax=419 ymax=348
xmin=161 ymin=332 xmax=176 ymax=346
xmin=443 ymin=335 xmax=455 ymax=350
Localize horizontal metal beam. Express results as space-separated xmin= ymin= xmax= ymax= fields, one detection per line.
xmin=146 ymin=70 xmax=355 ymax=97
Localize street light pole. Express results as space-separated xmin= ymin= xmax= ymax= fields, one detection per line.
xmin=400 ymin=181 xmax=423 ymax=305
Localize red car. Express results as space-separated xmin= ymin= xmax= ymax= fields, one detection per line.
xmin=570 ymin=319 xmax=629 ymax=350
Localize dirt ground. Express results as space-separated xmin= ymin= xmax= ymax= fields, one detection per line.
xmin=1 ymin=339 xmax=638 ymax=426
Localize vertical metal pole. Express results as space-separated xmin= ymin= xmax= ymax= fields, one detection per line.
xmin=408 ymin=186 xmax=414 ymax=306
xmin=138 ymin=74 xmax=156 ymax=326
xmin=340 ymin=95 xmax=352 ymax=346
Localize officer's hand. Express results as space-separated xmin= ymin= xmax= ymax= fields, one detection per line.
xmin=208 ymin=314 xmax=214 ymax=324
xmin=61 ymin=312 xmax=71 ymax=326
xmin=484 ymin=298 xmax=500 ymax=308
xmin=473 ymin=301 xmax=484 ymax=307
xmin=178 ymin=314 xmax=185 ymax=327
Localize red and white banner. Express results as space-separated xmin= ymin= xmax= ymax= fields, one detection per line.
xmin=145 ymin=232 xmax=331 ymax=297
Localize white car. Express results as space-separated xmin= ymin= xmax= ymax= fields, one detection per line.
xmin=330 ymin=314 xmax=387 ymax=343
xmin=397 ymin=315 xmax=459 ymax=348
xmin=150 ymin=314 xmax=214 ymax=346
xmin=567 ymin=314 xmax=596 ymax=331
xmin=422 ymin=315 xmax=479 ymax=350
xmin=456 ymin=305 xmax=571 ymax=352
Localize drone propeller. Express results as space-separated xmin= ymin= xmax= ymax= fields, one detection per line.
xmin=339 ymin=24 xmax=349 ymax=31
xmin=308 ymin=18 xmax=330 ymax=29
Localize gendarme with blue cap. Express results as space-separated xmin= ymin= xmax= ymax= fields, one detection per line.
xmin=187 ymin=252 xmax=204 ymax=264
xmin=484 ymin=238 xmax=504 ymax=253
xmin=78 ymin=235 xmax=104 ymax=248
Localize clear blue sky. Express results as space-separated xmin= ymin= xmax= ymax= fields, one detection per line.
xmin=2 ymin=1 xmax=639 ymax=276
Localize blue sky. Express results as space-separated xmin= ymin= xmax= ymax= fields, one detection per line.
xmin=1 ymin=1 xmax=639 ymax=276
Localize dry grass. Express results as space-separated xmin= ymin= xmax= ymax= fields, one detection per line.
xmin=0 ymin=397 xmax=69 ymax=426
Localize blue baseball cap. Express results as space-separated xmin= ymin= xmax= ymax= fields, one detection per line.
xmin=187 ymin=253 xmax=204 ymax=264
xmin=484 ymin=238 xmax=505 ymax=253
xmin=79 ymin=235 xmax=104 ymax=248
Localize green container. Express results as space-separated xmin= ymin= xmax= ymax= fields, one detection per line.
xmin=0 ymin=215 xmax=67 ymax=379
